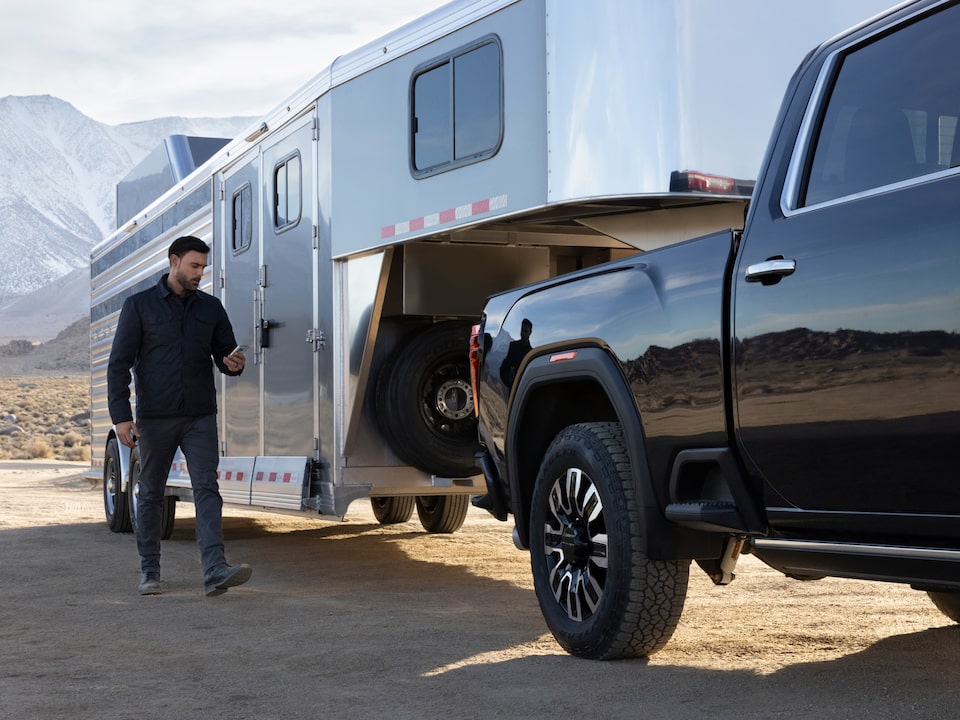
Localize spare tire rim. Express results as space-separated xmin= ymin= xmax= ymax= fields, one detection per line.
xmin=434 ymin=377 xmax=474 ymax=422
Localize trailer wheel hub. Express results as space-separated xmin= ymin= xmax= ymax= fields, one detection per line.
xmin=435 ymin=378 xmax=474 ymax=421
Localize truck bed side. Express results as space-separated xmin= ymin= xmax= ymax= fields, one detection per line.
xmin=477 ymin=229 xmax=744 ymax=554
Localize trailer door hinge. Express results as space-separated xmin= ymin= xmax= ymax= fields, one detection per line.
xmin=306 ymin=328 xmax=326 ymax=351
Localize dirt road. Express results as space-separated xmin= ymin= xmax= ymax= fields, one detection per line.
xmin=1 ymin=461 xmax=957 ymax=720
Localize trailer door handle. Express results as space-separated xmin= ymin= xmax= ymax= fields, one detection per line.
xmin=745 ymin=257 xmax=796 ymax=285
xmin=259 ymin=318 xmax=271 ymax=348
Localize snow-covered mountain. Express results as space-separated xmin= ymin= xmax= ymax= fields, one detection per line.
xmin=0 ymin=95 xmax=255 ymax=304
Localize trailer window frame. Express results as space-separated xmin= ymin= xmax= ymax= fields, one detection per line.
xmin=273 ymin=151 xmax=302 ymax=232
xmin=410 ymin=34 xmax=503 ymax=178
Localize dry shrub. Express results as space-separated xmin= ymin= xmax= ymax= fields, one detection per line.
xmin=62 ymin=431 xmax=84 ymax=448
xmin=25 ymin=440 xmax=53 ymax=459
xmin=61 ymin=445 xmax=91 ymax=462
xmin=0 ymin=377 xmax=90 ymax=462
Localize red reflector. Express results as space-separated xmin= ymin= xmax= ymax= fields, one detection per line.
xmin=549 ymin=351 xmax=577 ymax=363
xmin=469 ymin=324 xmax=482 ymax=417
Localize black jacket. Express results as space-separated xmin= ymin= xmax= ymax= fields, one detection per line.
xmin=107 ymin=274 xmax=240 ymax=423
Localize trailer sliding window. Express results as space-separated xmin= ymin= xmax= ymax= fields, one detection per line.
xmin=273 ymin=152 xmax=302 ymax=231
xmin=411 ymin=35 xmax=502 ymax=177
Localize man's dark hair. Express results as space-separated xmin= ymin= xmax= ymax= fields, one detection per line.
xmin=168 ymin=235 xmax=210 ymax=259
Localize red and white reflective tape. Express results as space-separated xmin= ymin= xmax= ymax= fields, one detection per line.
xmin=254 ymin=471 xmax=295 ymax=484
xmin=381 ymin=193 xmax=508 ymax=239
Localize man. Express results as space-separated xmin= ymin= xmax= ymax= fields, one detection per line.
xmin=499 ymin=318 xmax=533 ymax=388
xmin=108 ymin=235 xmax=252 ymax=597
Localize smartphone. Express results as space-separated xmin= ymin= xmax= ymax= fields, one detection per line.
xmin=229 ymin=345 xmax=247 ymax=356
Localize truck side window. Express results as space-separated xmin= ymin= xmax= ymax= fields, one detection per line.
xmin=411 ymin=36 xmax=503 ymax=176
xmin=802 ymin=4 xmax=960 ymax=207
xmin=274 ymin=153 xmax=302 ymax=230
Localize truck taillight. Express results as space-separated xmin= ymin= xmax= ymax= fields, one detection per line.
xmin=469 ymin=323 xmax=482 ymax=417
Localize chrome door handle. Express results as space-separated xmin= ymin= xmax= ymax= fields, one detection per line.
xmin=745 ymin=258 xmax=796 ymax=283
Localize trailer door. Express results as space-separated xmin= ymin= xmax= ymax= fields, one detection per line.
xmin=221 ymin=155 xmax=262 ymax=460
xmin=259 ymin=116 xmax=316 ymax=457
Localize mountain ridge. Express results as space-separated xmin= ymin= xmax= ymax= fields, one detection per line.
xmin=0 ymin=94 xmax=255 ymax=340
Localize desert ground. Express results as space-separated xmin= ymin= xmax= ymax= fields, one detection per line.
xmin=1 ymin=353 xmax=958 ymax=718
xmin=2 ymin=461 xmax=959 ymax=719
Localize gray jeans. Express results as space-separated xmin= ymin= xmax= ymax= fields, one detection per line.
xmin=135 ymin=414 xmax=225 ymax=576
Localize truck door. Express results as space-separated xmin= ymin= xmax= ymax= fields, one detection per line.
xmin=732 ymin=6 xmax=960 ymax=525
xmin=259 ymin=116 xmax=316 ymax=457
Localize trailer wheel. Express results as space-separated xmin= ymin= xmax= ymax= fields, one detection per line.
xmin=375 ymin=321 xmax=480 ymax=478
xmin=103 ymin=438 xmax=131 ymax=533
xmin=370 ymin=496 xmax=415 ymax=524
xmin=416 ymin=495 xmax=470 ymax=534
xmin=529 ymin=422 xmax=689 ymax=660
xmin=128 ymin=451 xmax=176 ymax=541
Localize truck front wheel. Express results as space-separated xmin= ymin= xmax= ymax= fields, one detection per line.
xmin=529 ymin=422 xmax=689 ymax=660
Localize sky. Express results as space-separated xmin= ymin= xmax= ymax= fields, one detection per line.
xmin=0 ymin=0 xmax=444 ymax=125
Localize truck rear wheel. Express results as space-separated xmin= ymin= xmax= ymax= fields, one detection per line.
xmin=103 ymin=438 xmax=131 ymax=533
xmin=128 ymin=451 xmax=176 ymax=541
xmin=529 ymin=422 xmax=689 ymax=660
xmin=375 ymin=321 xmax=479 ymax=478
xmin=416 ymin=495 xmax=470 ymax=533
xmin=927 ymin=591 xmax=960 ymax=622
xmin=370 ymin=496 xmax=415 ymax=524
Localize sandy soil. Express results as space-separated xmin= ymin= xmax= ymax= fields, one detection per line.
xmin=1 ymin=461 xmax=958 ymax=720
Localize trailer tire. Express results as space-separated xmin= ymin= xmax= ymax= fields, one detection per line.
xmin=128 ymin=451 xmax=176 ymax=541
xmin=103 ymin=438 xmax=131 ymax=533
xmin=928 ymin=590 xmax=960 ymax=623
xmin=375 ymin=321 xmax=479 ymax=478
xmin=370 ymin=496 xmax=416 ymax=524
xmin=529 ymin=422 xmax=689 ymax=660
xmin=416 ymin=495 xmax=470 ymax=534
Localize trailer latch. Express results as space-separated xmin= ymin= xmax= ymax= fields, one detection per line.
xmin=306 ymin=328 xmax=326 ymax=351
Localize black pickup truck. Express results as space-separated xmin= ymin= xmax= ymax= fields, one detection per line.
xmin=470 ymin=0 xmax=960 ymax=660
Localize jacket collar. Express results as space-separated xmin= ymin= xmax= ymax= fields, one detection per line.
xmin=157 ymin=273 xmax=199 ymax=303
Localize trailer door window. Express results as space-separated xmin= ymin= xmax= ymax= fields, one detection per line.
xmin=412 ymin=36 xmax=502 ymax=176
xmin=274 ymin=153 xmax=302 ymax=230
xmin=232 ymin=183 xmax=252 ymax=253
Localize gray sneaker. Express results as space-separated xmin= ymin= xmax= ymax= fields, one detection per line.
xmin=138 ymin=572 xmax=162 ymax=596
xmin=203 ymin=564 xmax=252 ymax=597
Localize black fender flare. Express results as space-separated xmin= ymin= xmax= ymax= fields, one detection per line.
xmin=505 ymin=346 xmax=670 ymax=552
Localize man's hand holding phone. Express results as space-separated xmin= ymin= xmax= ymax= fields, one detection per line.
xmin=224 ymin=345 xmax=246 ymax=373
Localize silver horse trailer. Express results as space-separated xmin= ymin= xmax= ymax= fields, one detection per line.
xmin=86 ymin=0 xmax=894 ymax=536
